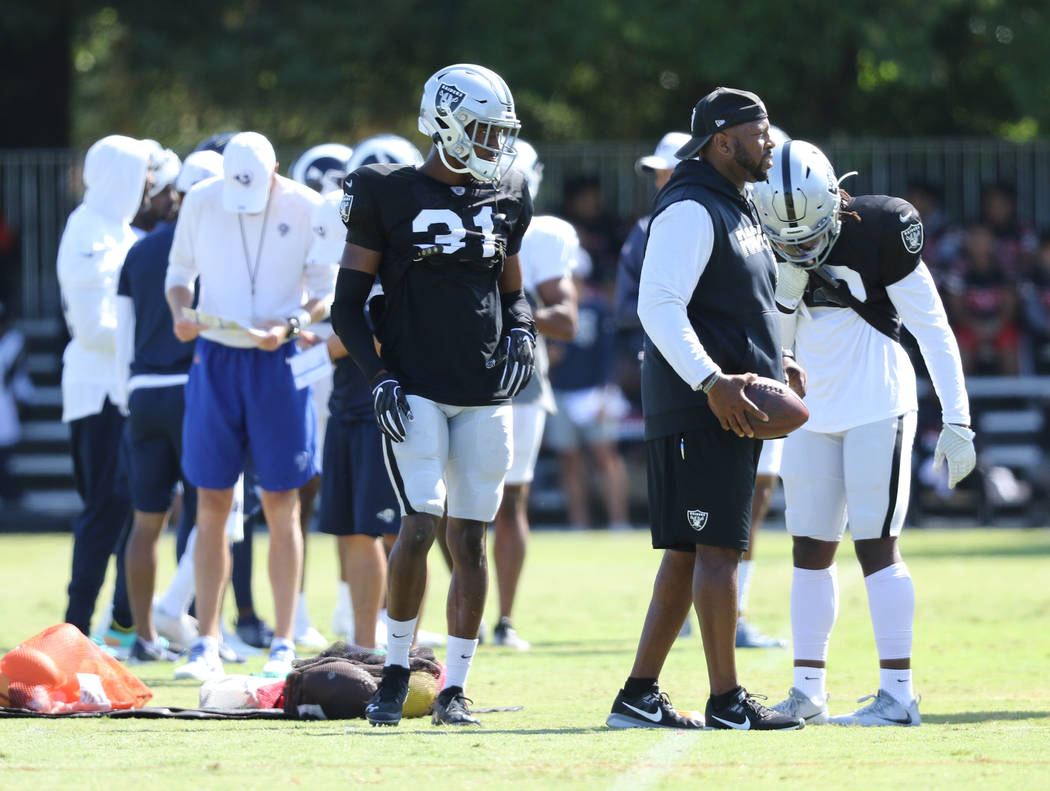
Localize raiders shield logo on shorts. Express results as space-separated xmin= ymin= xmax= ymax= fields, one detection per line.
xmin=686 ymin=509 xmax=709 ymax=531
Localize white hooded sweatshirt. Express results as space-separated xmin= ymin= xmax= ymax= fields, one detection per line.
xmin=57 ymin=135 xmax=151 ymax=422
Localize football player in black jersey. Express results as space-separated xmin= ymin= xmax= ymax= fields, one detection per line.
xmin=330 ymin=63 xmax=535 ymax=727
xmin=751 ymin=140 xmax=976 ymax=727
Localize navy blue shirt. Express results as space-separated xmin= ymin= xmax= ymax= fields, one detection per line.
xmin=549 ymin=295 xmax=616 ymax=391
xmin=118 ymin=223 xmax=195 ymax=376
xmin=329 ymin=357 xmax=374 ymax=421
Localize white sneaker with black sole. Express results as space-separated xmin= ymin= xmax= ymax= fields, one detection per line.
xmin=705 ymin=687 xmax=804 ymax=730
xmin=606 ymin=686 xmax=704 ymax=729
xmin=771 ymin=686 xmax=830 ymax=725
xmin=828 ymin=689 xmax=921 ymax=727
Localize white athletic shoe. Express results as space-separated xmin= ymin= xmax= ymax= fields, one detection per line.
xmin=261 ymin=643 xmax=296 ymax=677
xmin=294 ymin=626 xmax=329 ymax=650
xmin=174 ymin=642 xmax=224 ymax=682
xmin=772 ymin=687 xmax=830 ymax=725
xmin=829 ymin=689 xmax=921 ymax=727
xmin=152 ymin=602 xmax=199 ymax=650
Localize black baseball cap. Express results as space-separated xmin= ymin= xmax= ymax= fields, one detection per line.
xmin=675 ymin=87 xmax=768 ymax=160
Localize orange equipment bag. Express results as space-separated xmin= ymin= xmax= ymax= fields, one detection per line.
xmin=0 ymin=623 xmax=152 ymax=713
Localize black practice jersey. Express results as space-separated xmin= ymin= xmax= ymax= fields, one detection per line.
xmin=802 ymin=194 xmax=924 ymax=342
xmin=342 ymin=163 xmax=533 ymax=406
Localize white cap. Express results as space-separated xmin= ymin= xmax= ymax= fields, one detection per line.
xmin=149 ymin=148 xmax=182 ymax=197
xmin=175 ymin=150 xmax=224 ymax=194
xmin=635 ymin=131 xmax=691 ymax=174
xmin=306 ymin=189 xmax=347 ymax=266
xmin=509 ymin=140 xmax=543 ymax=201
xmin=222 ymin=131 xmax=277 ymax=213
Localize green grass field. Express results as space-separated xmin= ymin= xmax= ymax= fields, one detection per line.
xmin=1 ymin=526 xmax=1048 ymax=790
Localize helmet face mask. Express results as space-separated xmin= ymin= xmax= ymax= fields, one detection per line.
xmin=419 ymin=64 xmax=520 ymax=182
xmin=751 ymin=140 xmax=842 ymax=269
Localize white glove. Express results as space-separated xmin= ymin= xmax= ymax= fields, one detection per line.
xmin=933 ymin=423 xmax=977 ymax=488
xmin=775 ymin=260 xmax=810 ymax=311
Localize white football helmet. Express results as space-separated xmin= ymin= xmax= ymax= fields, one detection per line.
xmin=290 ymin=143 xmax=354 ymax=193
xmin=418 ymin=63 xmax=520 ymax=182
xmin=751 ymin=140 xmax=843 ymax=269
xmin=509 ymin=139 xmax=543 ymax=200
xmin=346 ymin=134 xmax=423 ymax=171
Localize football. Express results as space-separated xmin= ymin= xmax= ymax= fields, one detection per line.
xmin=744 ymin=376 xmax=809 ymax=439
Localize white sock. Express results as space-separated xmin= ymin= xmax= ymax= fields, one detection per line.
xmin=384 ymin=615 xmax=417 ymax=668
xmin=196 ymin=634 xmax=219 ymax=656
xmin=790 ymin=564 xmax=839 ymax=662
xmin=880 ymin=668 xmax=914 ymax=705
xmin=793 ymin=666 xmax=827 ymax=702
xmin=864 ymin=562 xmax=914 ymax=660
xmin=737 ymin=559 xmax=754 ymax=615
xmin=443 ymin=636 xmax=479 ymax=691
xmin=336 ymin=582 xmax=352 ymax=613
xmin=157 ymin=527 xmax=197 ymax=617
xmin=295 ymin=591 xmax=312 ymax=630
xmin=271 ymin=636 xmax=294 ymax=654
xmin=865 ymin=562 xmax=915 ymax=704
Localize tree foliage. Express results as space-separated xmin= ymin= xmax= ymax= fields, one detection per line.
xmin=67 ymin=0 xmax=1050 ymax=151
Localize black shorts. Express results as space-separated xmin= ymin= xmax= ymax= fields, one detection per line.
xmin=126 ymin=384 xmax=187 ymax=513
xmin=319 ymin=417 xmax=400 ymax=537
xmin=646 ymin=428 xmax=761 ymax=551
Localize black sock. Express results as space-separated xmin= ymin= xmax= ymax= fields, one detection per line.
xmin=709 ymin=685 xmax=744 ymax=708
xmin=624 ymin=676 xmax=658 ymax=698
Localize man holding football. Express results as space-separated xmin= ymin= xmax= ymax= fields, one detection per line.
xmin=606 ymin=87 xmax=805 ymax=731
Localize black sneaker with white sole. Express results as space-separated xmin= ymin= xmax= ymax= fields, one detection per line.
xmin=705 ymin=687 xmax=804 ymax=731
xmin=431 ymin=685 xmax=481 ymax=726
xmin=365 ymin=665 xmax=411 ymax=726
xmin=606 ymin=687 xmax=704 ymax=729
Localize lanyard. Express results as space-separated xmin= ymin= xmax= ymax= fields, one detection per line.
xmin=237 ymin=195 xmax=272 ymax=302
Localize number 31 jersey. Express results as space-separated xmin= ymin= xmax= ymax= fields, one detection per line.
xmin=342 ymin=163 xmax=533 ymax=406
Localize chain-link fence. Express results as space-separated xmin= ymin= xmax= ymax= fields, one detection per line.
xmin=4 ymin=139 xmax=1050 ymax=318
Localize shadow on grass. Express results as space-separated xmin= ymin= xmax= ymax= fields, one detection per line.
xmin=923 ymin=710 xmax=1050 ymax=724
xmin=329 ymin=726 xmax=612 ymax=736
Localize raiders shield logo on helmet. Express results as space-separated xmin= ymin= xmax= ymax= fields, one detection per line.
xmin=436 ymin=83 xmax=466 ymax=115
xmin=339 ymin=193 xmax=354 ymax=225
xmin=901 ymin=221 xmax=924 ymax=254
xmin=686 ymin=509 xmax=709 ymax=531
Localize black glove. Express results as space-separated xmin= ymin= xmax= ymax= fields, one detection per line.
xmin=500 ymin=328 xmax=536 ymax=397
xmin=371 ymin=374 xmax=413 ymax=442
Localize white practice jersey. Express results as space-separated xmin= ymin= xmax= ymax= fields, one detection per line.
xmin=514 ymin=214 xmax=579 ymax=413
xmin=786 ymin=195 xmax=969 ymax=434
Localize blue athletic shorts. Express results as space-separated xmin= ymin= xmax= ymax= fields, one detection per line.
xmin=126 ymin=384 xmax=187 ymax=512
xmin=182 ymin=338 xmax=318 ymax=492
xmin=319 ymin=416 xmax=400 ymax=537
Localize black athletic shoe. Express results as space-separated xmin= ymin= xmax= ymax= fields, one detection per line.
xmin=606 ymin=687 xmax=705 ymax=729
xmin=365 ymin=665 xmax=411 ymax=726
xmin=705 ymin=687 xmax=804 ymax=731
xmin=431 ymin=685 xmax=481 ymax=726
xmin=235 ymin=615 xmax=275 ymax=649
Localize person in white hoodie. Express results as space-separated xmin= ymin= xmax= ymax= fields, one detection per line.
xmin=57 ymin=134 xmax=152 ymax=636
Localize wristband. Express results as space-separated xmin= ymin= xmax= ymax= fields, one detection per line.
xmin=700 ymin=371 xmax=721 ymax=394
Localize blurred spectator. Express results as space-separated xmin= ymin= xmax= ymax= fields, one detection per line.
xmin=980 ymin=183 xmax=1037 ymax=276
xmin=945 ymin=224 xmax=1021 ymax=375
xmin=904 ymin=180 xmax=958 ymax=276
xmin=0 ymin=210 xmax=19 ymax=314
xmin=1019 ymin=233 xmax=1050 ymax=374
xmin=546 ymin=267 xmax=630 ymax=530
xmin=614 ymin=133 xmax=691 ymax=412
xmin=560 ymin=175 xmax=624 ymax=288
xmin=132 ymin=144 xmax=181 ymax=237
xmin=0 ymin=301 xmax=34 ymax=503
